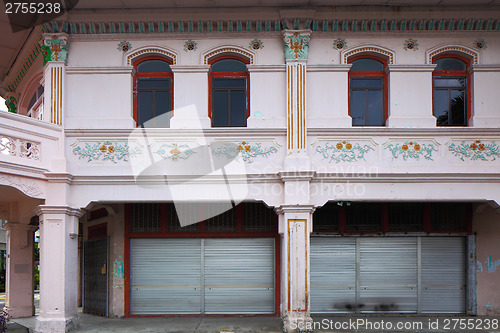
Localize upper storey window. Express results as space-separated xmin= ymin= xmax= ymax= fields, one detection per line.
xmin=133 ymin=58 xmax=173 ymax=128
xmin=433 ymin=56 xmax=469 ymax=126
xmin=27 ymin=84 xmax=44 ymax=120
xmin=209 ymin=57 xmax=249 ymax=127
xmin=348 ymin=57 xmax=387 ymax=126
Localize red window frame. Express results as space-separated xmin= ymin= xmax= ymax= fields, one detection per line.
xmin=123 ymin=202 xmax=280 ymax=317
xmin=312 ymin=202 xmax=472 ymax=234
xmin=208 ymin=55 xmax=250 ymax=127
xmin=348 ymin=55 xmax=389 ymax=126
xmin=132 ymin=56 xmax=174 ymax=126
xmin=432 ymin=54 xmax=471 ymax=126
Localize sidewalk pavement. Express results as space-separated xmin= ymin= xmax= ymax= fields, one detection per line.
xmin=12 ymin=312 xmax=283 ymax=333
xmin=10 ymin=312 xmax=492 ymax=333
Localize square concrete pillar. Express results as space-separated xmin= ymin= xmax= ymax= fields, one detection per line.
xmin=35 ymin=206 xmax=83 ymax=333
xmin=4 ymin=222 xmax=37 ymax=318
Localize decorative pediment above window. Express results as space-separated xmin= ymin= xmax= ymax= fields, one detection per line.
xmin=126 ymin=46 xmax=178 ymax=66
xmin=341 ymin=44 xmax=395 ymax=65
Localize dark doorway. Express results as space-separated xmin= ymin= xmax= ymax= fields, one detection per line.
xmin=84 ymin=238 xmax=108 ymax=316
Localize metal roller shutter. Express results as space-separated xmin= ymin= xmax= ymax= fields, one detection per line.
xmin=130 ymin=238 xmax=202 ymax=314
xmin=311 ymin=236 xmax=466 ymax=314
xmin=204 ymin=238 xmax=275 ymax=314
xmin=130 ymin=237 xmax=275 ymax=315
xmin=421 ymin=237 xmax=466 ymax=313
xmin=310 ymin=237 xmax=356 ymax=313
xmin=359 ymin=237 xmax=417 ymax=313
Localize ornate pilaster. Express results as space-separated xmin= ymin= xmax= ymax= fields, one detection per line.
xmin=275 ymin=205 xmax=315 ymax=333
xmin=283 ymin=30 xmax=310 ymax=158
xmin=42 ymin=33 xmax=68 ymax=126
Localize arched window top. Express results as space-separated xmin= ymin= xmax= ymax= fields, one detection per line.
xmin=211 ymin=58 xmax=247 ymax=72
xmin=434 ymin=57 xmax=467 ymax=71
xmin=136 ymin=59 xmax=172 ymax=73
xmin=350 ymin=58 xmax=384 ymax=71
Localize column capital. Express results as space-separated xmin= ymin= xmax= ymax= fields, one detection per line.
xmin=42 ymin=33 xmax=69 ymax=65
xmin=275 ymin=204 xmax=316 ymax=215
xmin=35 ymin=205 xmax=84 ymax=218
xmin=3 ymin=222 xmax=37 ymax=232
xmin=283 ymin=29 xmax=311 ymax=61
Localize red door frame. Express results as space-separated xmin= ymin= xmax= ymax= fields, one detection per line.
xmin=124 ymin=203 xmax=280 ymax=317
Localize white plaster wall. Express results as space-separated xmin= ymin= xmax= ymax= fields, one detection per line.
xmin=59 ymin=33 xmax=500 ymax=130
xmin=387 ymin=69 xmax=435 ymax=128
xmin=473 ymin=204 xmax=500 ymax=316
xmin=172 ymin=70 xmax=209 ymax=126
xmin=307 ymin=69 xmax=351 ymax=128
xmin=248 ymin=71 xmax=286 ymax=128
xmin=471 ymin=71 xmax=500 ymax=127
xmin=65 ymin=73 xmax=134 ymax=129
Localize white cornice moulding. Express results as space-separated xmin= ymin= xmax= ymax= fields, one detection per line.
xmin=66 ymin=67 xmax=134 ymax=75
xmin=0 ymin=111 xmax=62 ymax=134
xmin=312 ymin=173 xmax=500 ymax=183
xmin=170 ymin=65 xmax=211 ymax=73
xmin=64 ymin=128 xmax=287 ymax=138
xmin=307 ymin=64 xmax=352 ymax=72
xmin=246 ymin=65 xmax=286 ymax=73
xmin=0 ymin=161 xmax=48 ymax=178
xmin=468 ymin=65 xmax=500 ymax=73
xmin=308 ymin=128 xmax=500 ymax=137
xmin=387 ymin=65 xmax=437 ymax=72
xmin=36 ymin=205 xmax=85 ymax=217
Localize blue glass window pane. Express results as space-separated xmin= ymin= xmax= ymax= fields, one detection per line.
xmin=368 ymin=90 xmax=384 ymax=126
xmin=434 ymin=58 xmax=466 ymax=71
xmin=137 ymin=91 xmax=153 ymax=127
xmin=434 ymin=89 xmax=449 ymax=125
xmin=213 ymin=78 xmax=246 ymax=88
xmin=230 ymin=90 xmax=246 ymax=126
xmin=351 ymin=90 xmax=365 ymax=126
xmin=213 ymin=90 xmax=229 ymax=126
xmin=138 ymin=79 xmax=171 ymax=89
xmin=212 ymin=59 xmax=247 ymax=72
xmin=350 ymin=58 xmax=384 ymax=71
xmin=137 ymin=59 xmax=172 ymax=73
xmin=154 ymin=91 xmax=171 ymax=127
xmin=433 ymin=78 xmax=465 ymax=88
xmin=351 ymin=78 xmax=383 ymax=88
xmin=450 ymin=90 xmax=466 ymax=126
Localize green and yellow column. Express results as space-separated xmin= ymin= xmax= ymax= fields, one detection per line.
xmin=42 ymin=33 xmax=68 ymax=125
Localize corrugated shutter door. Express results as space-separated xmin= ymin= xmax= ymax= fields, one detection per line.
xmin=359 ymin=237 xmax=418 ymax=313
xmin=310 ymin=237 xmax=356 ymax=313
xmin=421 ymin=237 xmax=466 ymax=313
xmin=130 ymin=238 xmax=202 ymax=314
xmin=204 ymin=238 xmax=275 ymax=314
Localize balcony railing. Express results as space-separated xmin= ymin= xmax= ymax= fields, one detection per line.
xmin=0 ymin=110 xmax=62 ymax=173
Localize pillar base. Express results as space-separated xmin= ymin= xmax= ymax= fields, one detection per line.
xmin=35 ymin=315 xmax=79 ymax=333
xmin=282 ymin=314 xmax=314 ymax=333
xmin=4 ymin=305 xmax=34 ymax=318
